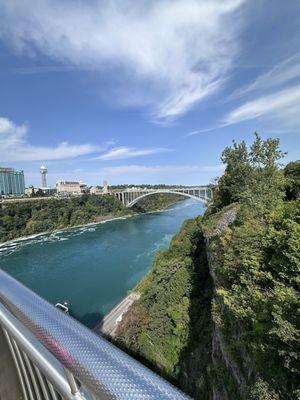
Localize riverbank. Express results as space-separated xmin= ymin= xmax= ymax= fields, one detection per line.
xmin=0 ymin=193 xmax=183 ymax=244
xmin=0 ymin=213 xmax=135 ymax=248
xmin=0 ymin=201 xmax=183 ymax=247
xmin=0 ymin=199 xmax=205 ymax=330
xmin=94 ymin=292 xmax=141 ymax=338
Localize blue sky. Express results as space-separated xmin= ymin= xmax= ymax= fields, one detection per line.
xmin=0 ymin=0 xmax=299 ymax=187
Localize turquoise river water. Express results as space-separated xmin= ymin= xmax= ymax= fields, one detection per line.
xmin=0 ymin=199 xmax=204 ymax=328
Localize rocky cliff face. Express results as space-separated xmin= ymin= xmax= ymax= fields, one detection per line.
xmin=115 ymin=202 xmax=299 ymax=399
xmin=204 ymin=207 xmax=247 ymax=400
xmin=115 ymin=207 xmax=246 ymax=399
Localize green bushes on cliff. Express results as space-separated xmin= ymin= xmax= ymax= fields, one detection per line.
xmin=116 ymin=216 xmax=213 ymax=397
xmin=206 ymin=135 xmax=300 ymax=399
xmin=210 ymin=200 xmax=299 ymax=399
xmin=214 ymin=133 xmax=286 ymax=214
xmin=115 ymin=134 xmax=300 ymax=399
xmin=284 ymin=160 xmax=300 ymax=200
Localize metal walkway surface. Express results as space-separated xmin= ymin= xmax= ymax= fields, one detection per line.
xmin=0 ymin=269 xmax=191 ymax=400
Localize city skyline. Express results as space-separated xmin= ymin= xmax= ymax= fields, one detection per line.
xmin=0 ymin=1 xmax=300 ymax=187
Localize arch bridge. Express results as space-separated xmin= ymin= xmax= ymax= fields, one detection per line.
xmin=113 ymin=186 xmax=212 ymax=207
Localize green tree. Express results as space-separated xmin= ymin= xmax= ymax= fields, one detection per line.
xmin=218 ymin=139 xmax=250 ymax=206
xmin=284 ymin=160 xmax=300 ymax=200
xmin=244 ymin=133 xmax=286 ymax=214
xmin=218 ymin=133 xmax=286 ymax=216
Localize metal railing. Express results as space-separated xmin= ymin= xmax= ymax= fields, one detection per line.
xmin=0 ymin=269 xmax=190 ymax=400
xmin=112 ymin=186 xmax=213 ymax=207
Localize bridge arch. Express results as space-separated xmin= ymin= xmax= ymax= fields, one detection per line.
xmin=126 ymin=190 xmax=209 ymax=208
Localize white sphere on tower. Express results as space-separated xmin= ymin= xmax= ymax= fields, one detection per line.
xmin=40 ymin=164 xmax=48 ymax=188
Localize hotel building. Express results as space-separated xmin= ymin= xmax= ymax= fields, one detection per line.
xmin=0 ymin=167 xmax=25 ymax=196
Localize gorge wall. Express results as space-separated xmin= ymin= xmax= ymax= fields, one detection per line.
xmin=115 ymin=199 xmax=300 ymax=399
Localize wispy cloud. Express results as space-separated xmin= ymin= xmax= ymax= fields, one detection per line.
xmin=95 ymin=146 xmax=173 ymax=161
xmin=102 ymin=164 xmax=224 ymax=175
xmin=230 ymin=52 xmax=300 ymax=99
xmin=0 ymin=117 xmax=98 ymax=162
xmin=101 ymin=164 xmax=224 ymax=184
xmin=189 ymin=53 xmax=300 ymax=135
xmin=224 ymin=85 xmax=300 ymax=128
xmin=0 ymin=0 xmax=244 ymax=122
xmin=13 ymin=65 xmax=96 ymax=74
xmin=186 ymin=124 xmax=229 ymax=136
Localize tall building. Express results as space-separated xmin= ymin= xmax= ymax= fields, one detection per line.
xmin=40 ymin=165 xmax=48 ymax=188
xmin=0 ymin=167 xmax=25 ymax=196
xmin=103 ymin=180 xmax=109 ymax=194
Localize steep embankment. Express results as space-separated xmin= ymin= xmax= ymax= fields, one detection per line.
xmin=115 ymin=200 xmax=300 ymax=399
xmin=115 ymin=213 xmax=214 ymax=398
xmin=204 ymin=201 xmax=300 ymax=400
xmin=116 ymin=138 xmax=300 ymax=399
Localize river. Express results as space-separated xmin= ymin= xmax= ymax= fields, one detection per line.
xmin=0 ymin=199 xmax=204 ymax=328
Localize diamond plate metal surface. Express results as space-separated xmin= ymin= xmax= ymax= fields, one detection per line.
xmin=0 ymin=270 xmax=191 ymax=399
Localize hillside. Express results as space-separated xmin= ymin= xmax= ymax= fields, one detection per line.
xmin=131 ymin=193 xmax=183 ymax=213
xmin=115 ymin=135 xmax=300 ymax=399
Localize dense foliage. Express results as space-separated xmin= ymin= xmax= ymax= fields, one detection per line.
xmin=210 ymin=200 xmax=299 ymax=399
xmin=215 ymin=133 xmax=286 ymax=214
xmin=116 ymin=216 xmax=213 ymax=397
xmin=131 ymin=193 xmax=182 ymax=213
xmin=115 ymin=134 xmax=300 ymax=399
xmin=0 ymin=194 xmax=129 ymax=242
xmin=210 ymin=135 xmax=299 ymax=399
xmin=284 ymin=160 xmax=300 ymax=200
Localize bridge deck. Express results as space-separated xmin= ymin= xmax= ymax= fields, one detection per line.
xmin=112 ymin=186 xmax=212 ymax=207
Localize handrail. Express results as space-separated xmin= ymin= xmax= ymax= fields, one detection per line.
xmin=0 ymin=269 xmax=190 ymax=399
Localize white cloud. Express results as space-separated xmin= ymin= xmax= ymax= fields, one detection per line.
xmin=0 ymin=117 xmax=98 ymax=162
xmin=224 ymin=85 xmax=300 ymax=129
xmin=188 ymin=53 xmax=300 ymax=135
xmin=95 ymin=146 xmax=173 ymax=161
xmin=0 ymin=0 xmax=244 ymax=121
xmin=230 ymin=52 xmax=300 ymax=99
xmin=38 ymin=164 xmax=224 ymax=186
xmin=186 ymin=124 xmax=228 ymax=136
xmin=101 ymin=164 xmax=224 ymax=184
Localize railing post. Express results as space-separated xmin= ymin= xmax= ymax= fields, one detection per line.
xmin=64 ymin=368 xmax=81 ymax=396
